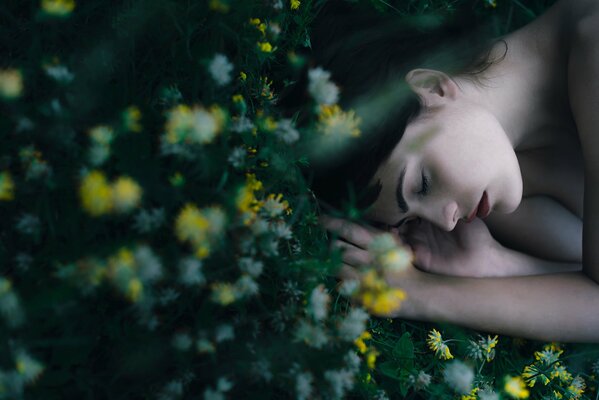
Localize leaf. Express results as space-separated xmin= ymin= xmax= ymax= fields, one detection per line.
xmin=392 ymin=332 xmax=415 ymax=370
xmin=378 ymin=361 xmax=401 ymax=381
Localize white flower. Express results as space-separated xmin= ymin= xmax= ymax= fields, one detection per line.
xmin=442 ymin=360 xmax=474 ymax=395
xmin=269 ymin=221 xmax=292 ymax=240
xmin=235 ymin=275 xmax=259 ymax=297
xmin=44 ymin=64 xmax=74 ymax=84
xmin=227 ymin=146 xmax=246 ymax=168
xmin=272 ymin=0 xmax=284 ymax=10
xmin=214 ymin=324 xmax=235 ymax=343
xmin=295 ymin=372 xmax=313 ymax=400
xmin=478 ymin=388 xmax=500 ymax=400
xmin=134 ymin=245 xmax=163 ymax=283
xmin=178 ymin=257 xmax=205 ymax=286
xmin=307 ymin=284 xmax=330 ymax=322
xmin=308 ymin=67 xmax=339 ymax=105
xmin=14 ymin=253 xmax=33 ymax=272
xmin=0 ymin=279 xmax=25 ymax=329
xmin=238 ymin=257 xmax=264 ymax=277
xmin=344 ymin=351 xmax=361 ymax=373
xmin=368 ymin=233 xmax=412 ymax=272
xmin=274 ymin=118 xmax=300 ymax=144
xmin=408 ymin=370 xmax=432 ymax=390
xmin=338 ymin=279 xmax=360 ymax=296
xmin=133 ymin=208 xmax=166 ymax=234
xmin=207 ymin=54 xmax=234 ymax=86
xmin=294 ymin=319 xmax=328 ymax=349
xmin=252 ymin=359 xmax=273 ymax=382
xmin=324 ymin=369 xmax=355 ymax=400
xmin=172 ymin=333 xmax=193 ymax=351
xmin=191 ymin=107 xmax=219 ymax=144
xmin=338 ymin=307 xmax=369 ymax=341
xmin=158 ymin=287 xmax=180 ymax=305
xmin=157 ymin=380 xmax=183 ymax=400
xmin=230 ymin=116 xmax=255 ymax=133
xmin=13 ymin=350 xmax=44 ymax=384
xmin=15 ymin=214 xmax=41 ymax=238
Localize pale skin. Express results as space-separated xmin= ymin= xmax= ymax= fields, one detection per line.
xmin=321 ymin=0 xmax=599 ymax=343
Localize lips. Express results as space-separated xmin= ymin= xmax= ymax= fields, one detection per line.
xmin=465 ymin=191 xmax=490 ymax=222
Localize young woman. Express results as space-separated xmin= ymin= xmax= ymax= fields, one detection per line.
xmin=316 ymin=0 xmax=599 ymax=343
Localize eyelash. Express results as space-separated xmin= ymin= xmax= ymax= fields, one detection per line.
xmin=417 ymin=172 xmax=429 ymax=197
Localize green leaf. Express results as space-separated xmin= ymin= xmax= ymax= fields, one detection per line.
xmin=392 ymin=332 xmax=415 ymax=360
xmin=379 ymin=361 xmax=401 ymax=381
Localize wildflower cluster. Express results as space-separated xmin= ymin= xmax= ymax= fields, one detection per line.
xmin=79 ymin=170 xmax=143 ymax=216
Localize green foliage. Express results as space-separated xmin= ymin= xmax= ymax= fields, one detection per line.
xmin=0 ymin=0 xmax=597 ymax=399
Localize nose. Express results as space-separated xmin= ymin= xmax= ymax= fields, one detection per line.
xmin=440 ymin=201 xmax=459 ymax=231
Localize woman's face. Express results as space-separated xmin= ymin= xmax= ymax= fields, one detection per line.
xmin=365 ymin=98 xmax=523 ymax=231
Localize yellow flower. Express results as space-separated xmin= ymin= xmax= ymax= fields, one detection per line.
xmin=112 ymin=176 xmax=143 ymax=213
xmin=354 ymin=331 xmax=372 ymax=354
xmin=566 ymin=376 xmax=586 ymax=400
xmin=211 ymin=282 xmax=236 ymax=305
xmin=480 ymin=335 xmax=499 ymax=362
xmin=41 ymin=0 xmax=75 ymax=16
xmin=290 ymin=0 xmax=301 ymax=10
xmin=79 ymin=170 xmax=113 ymax=216
xmin=208 ymin=0 xmax=230 ymax=13
xmin=232 ymin=94 xmax=244 ymax=103
xmin=257 ymin=42 xmax=273 ymax=53
xmin=361 ymin=288 xmax=406 ymax=316
xmin=0 ymin=69 xmax=23 ymax=99
xmin=522 ymin=363 xmax=550 ymax=387
xmin=127 ymin=278 xmax=143 ymax=302
xmin=426 ymin=329 xmax=454 ymax=360
xmin=317 ymin=104 xmax=361 ymax=138
xmin=122 ymin=105 xmax=142 ymax=132
xmin=165 ymin=104 xmax=224 ymax=145
xmin=504 ymin=376 xmax=530 ymax=399
xmin=174 ymin=203 xmax=210 ymax=245
xmin=239 ymin=71 xmax=247 ymax=81
xmin=461 ymin=388 xmax=479 ymax=400
xmin=551 ymin=364 xmax=573 ymax=384
xmin=89 ymin=125 xmax=115 ymax=146
xmin=534 ymin=348 xmax=563 ymax=366
xmin=0 ymin=171 xmax=15 ymax=201
xmin=366 ymin=348 xmax=379 ymax=369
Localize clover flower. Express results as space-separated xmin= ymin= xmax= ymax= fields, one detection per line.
xmin=79 ymin=170 xmax=113 ymax=216
xmin=88 ymin=125 xmax=115 ymax=166
xmin=427 ymin=329 xmax=454 ymax=360
xmin=368 ymin=233 xmax=412 ymax=272
xmin=0 ymin=69 xmax=23 ymax=99
xmin=172 ymin=332 xmax=193 ymax=351
xmin=307 ymin=284 xmax=330 ymax=322
xmin=210 ymin=282 xmax=237 ymax=306
xmin=165 ymin=104 xmax=225 ymax=145
xmin=324 ymin=369 xmax=355 ymax=400
xmin=317 ymin=104 xmax=361 ymax=138
xmin=178 ymin=257 xmax=205 ymax=286
xmin=565 ymin=376 xmax=585 ymax=399
xmin=478 ymin=388 xmax=500 ymax=400
xmin=308 ymin=67 xmax=339 ymax=106
xmin=550 ymin=364 xmax=572 ymax=384
xmin=0 ymin=278 xmax=25 ymax=329
xmin=41 ymin=0 xmax=75 ymax=16
xmin=522 ymin=363 xmax=550 ymax=387
xmin=14 ymin=350 xmax=44 ymax=384
xmin=238 ymin=257 xmax=264 ymax=278
xmin=43 ymin=60 xmax=74 ymax=84
xmin=290 ymin=0 xmax=300 ymax=10
xmin=234 ymin=275 xmax=259 ymax=298
xmin=295 ymin=372 xmax=313 ymax=400
xmin=122 ymin=105 xmax=142 ymax=132
xmin=208 ymin=53 xmax=234 ymax=86
xmin=214 ymin=324 xmax=234 ymax=343
xmin=358 ymin=269 xmax=406 ymax=315
xmin=274 ymin=118 xmax=300 ymax=144
xmin=443 ymin=360 xmax=474 ymax=395
xmin=261 ymin=193 xmax=290 ymax=218
xmin=294 ymin=319 xmax=328 ymax=349
xmin=133 ymin=207 xmax=166 ymax=234
xmin=112 ymin=176 xmax=143 ymax=213
xmin=504 ymin=376 xmax=529 ymax=399
xmin=408 ymin=370 xmax=432 ymax=391
xmin=133 ymin=245 xmax=163 ymax=283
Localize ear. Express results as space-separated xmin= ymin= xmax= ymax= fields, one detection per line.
xmin=405 ymin=69 xmax=459 ymax=108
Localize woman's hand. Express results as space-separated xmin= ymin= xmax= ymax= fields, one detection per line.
xmin=403 ymin=218 xmax=501 ymax=278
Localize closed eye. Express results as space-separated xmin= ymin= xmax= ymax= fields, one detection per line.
xmin=417 ymin=172 xmax=429 ymax=197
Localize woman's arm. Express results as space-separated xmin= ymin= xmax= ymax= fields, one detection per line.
xmin=391 ymin=268 xmax=599 ymax=343
xmin=568 ymin=5 xmax=599 ymax=284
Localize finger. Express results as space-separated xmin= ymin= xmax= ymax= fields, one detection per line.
xmin=333 ymin=240 xmax=372 ymax=266
xmin=320 ymin=215 xmax=378 ymax=249
xmin=338 ymin=263 xmax=361 ymax=281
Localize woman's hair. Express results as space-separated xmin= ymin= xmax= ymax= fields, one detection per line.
xmin=304 ymin=0 xmax=508 ymax=214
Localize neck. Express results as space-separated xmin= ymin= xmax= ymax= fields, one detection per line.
xmin=454 ymin=35 xmax=550 ymax=152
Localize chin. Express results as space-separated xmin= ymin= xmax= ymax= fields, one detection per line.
xmin=494 ymin=185 xmax=523 ymax=214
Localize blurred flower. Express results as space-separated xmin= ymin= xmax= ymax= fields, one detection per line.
xmin=338 ymin=279 xmax=360 ymax=296
xmin=172 ymin=332 xmax=193 ymax=351
xmin=14 ymin=253 xmax=34 ymax=273
xmin=408 ymin=370 xmax=432 ymax=391
xmin=133 ymin=207 xmax=166 ymax=234
xmin=0 ymin=171 xmax=15 ymax=201
xmin=0 ymin=278 xmax=25 ymax=328
xmin=257 ymin=42 xmax=273 ymax=53
xmin=175 ymin=204 xmax=226 ymax=258
xmin=238 ymin=257 xmax=264 ymax=277
xmin=468 ymin=335 xmax=498 ymax=362
xmin=504 ymin=376 xmax=530 ymax=399
xmin=249 ymin=18 xmax=266 ymax=36
xmin=354 ymin=331 xmax=371 ymax=354
xmin=41 ymin=0 xmax=75 ymax=16
xmin=461 ymin=388 xmax=479 ymax=400
xmin=268 ymin=22 xmax=281 ymax=38
xmin=338 ymin=308 xmax=369 ymax=341
xmin=19 ymin=146 xmax=52 ymax=181
xmin=112 ymin=176 xmax=143 ymax=213
xmin=15 ymin=214 xmax=41 ymax=239
xmin=427 ymin=329 xmax=454 ymax=360
xmin=0 ymin=69 xmax=23 ymax=99
xmin=214 ymin=324 xmax=234 ymax=343
xmin=169 ymin=171 xmax=185 ymax=187
xmin=324 ymin=369 xmax=354 ymax=400
xmin=79 ymin=170 xmax=113 ymax=216
xmin=443 ymin=360 xmax=474 ymax=394
xmin=358 ymin=269 xmax=405 ymax=315
xmin=534 ymin=348 xmax=563 ymax=366
xmin=178 ymin=257 xmax=205 ymax=286
xmin=165 ymin=104 xmax=225 ymax=145
xmin=230 ymin=116 xmax=255 ymax=133
xmin=272 ymin=0 xmax=284 ymax=10
xmin=203 ymin=377 xmax=233 ymax=400
xmin=307 ymin=284 xmax=330 ymax=322
xmin=43 ymin=62 xmax=74 ymax=84
xmin=522 ymin=363 xmax=550 ymax=387
xmin=210 ymin=282 xmax=237 ymax=305
xmin=235 ymin=275 xmax=259 ymax=297
xmin=274 ymin=118 xmax=300 ymax=144
xmin=317 ymin=104 xmax=361 ymax=138
xmin=295 ymin=372 xmax=313 ymax=400
xmin=227 ymin=146 xmax=246 ymax=168
xmin=294 ymin=319 xmax=328 ymax=349
xmin=14 ymin=350 xmax=44 ymax=384
xmin=368 ymin=233 xmax=412 ymax=271
xmin=565 ymin=376 xmax=585 ymax=399
xmin=550 ymin=364 xmax=572 ymax=384
xmin=261 ymin=193 xmax=290 ymax=218
xmin=122 ymin=105 xmax=142 ymax=132
xmin=308 ymin=67 xmax=339 ymax=106
xmin=478 ymin=388 xmax=500 ymax=400
xmin=239 ymin=71 xmax=247 ymax=81
xmin=290 ymin=0 xmax=300 ymax=10
xmin=134 ymin=245 xmax=163 ymax=283
xmin=88 ymin=125 xmax=115 ymax=166
xmin=208 ymin=54 xmax=234 ymax=86
xmin=208 ymin=0 xmax=230 ymax=13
